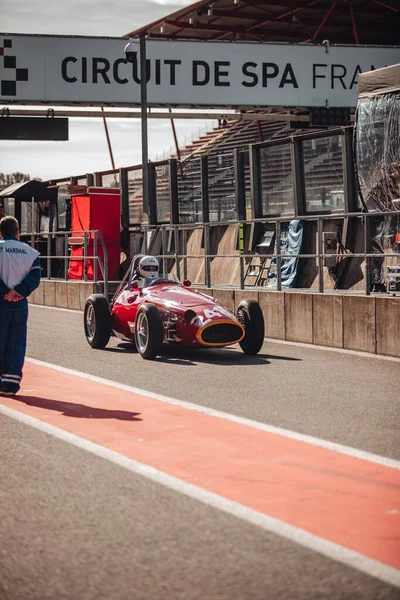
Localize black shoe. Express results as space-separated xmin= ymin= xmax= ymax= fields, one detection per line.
xmin=0 ymin=384 xmax=18 ymax=396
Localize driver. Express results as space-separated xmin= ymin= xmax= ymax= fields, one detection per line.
xmin=131 ymin=255 xmax=159 ymax=287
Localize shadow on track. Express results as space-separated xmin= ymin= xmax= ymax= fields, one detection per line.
xmin=102 ymin=342 xmax=303 ymax=366
xmin=155 ymin=348 xmax=271 ymax=366
xmin=12 ymin=395 xmax=142 ymax=421
xmin=104 ymin=342 xmax=138 ymax=354
xmin=104 ymin=343 xmax=302 ymax=366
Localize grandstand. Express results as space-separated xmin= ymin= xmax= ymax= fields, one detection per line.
xmin=123 ymin=0 xmax=398 ymax=228
xmin=127 ymin=117 xmax=345 ymax=224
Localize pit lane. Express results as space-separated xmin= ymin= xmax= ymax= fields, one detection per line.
xmin=26 ymin=304 xmax=400 ymax=459
xmin=0 ymin=304 xmax=399 ymax=600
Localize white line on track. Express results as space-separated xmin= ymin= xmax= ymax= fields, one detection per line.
xmin=0 ymin=402 xmax=399 ymax=588
xmin=25 ymin=357 xmax=400 ymax=471
xmin=264 ymin=337 xmax=400 ymax=363
xmin=30 ymin=304 xmax=81 ymax=313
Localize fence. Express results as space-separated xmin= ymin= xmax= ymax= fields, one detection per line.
xmin=39 ymin=123 xmax=399 ymax=296
xmin=47 ymin=126 xmax=360 ymax=229
xmin=150 ymin=210 xmax=400 ymax=295
xmin=20 ymin=210 xmax=400 ymax=297
xmin=20 ymin=229 xmax=109 ymax=299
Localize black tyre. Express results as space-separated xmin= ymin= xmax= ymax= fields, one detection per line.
xmin=84 ymin=294 xmax=112 ymax=349
xmin=135 ymin=303 xmax=164 ymax=359
xmin=237 ymin=299 xmax=265 ymax=355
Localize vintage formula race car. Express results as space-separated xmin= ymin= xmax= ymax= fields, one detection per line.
xmin=83 ymin=255 xmax=265 ymax=359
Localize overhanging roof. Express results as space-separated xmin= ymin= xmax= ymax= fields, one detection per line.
xmin=358 ymin=64 xmax=400 ymax=98
xmin=0 ymin=180 xmax=57 ymax=201
xmin=126 ymin=0 xmax=400 ymax=46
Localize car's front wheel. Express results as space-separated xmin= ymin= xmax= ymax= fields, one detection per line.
xmin=135 ymin=303 xmax=164 ymax=359
xmin=84 ymin=294 xmax=111 ymax=349
xmin=237 ymin=299 xmax=265 ymax=355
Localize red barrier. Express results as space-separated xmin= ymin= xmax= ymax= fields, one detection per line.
xmin=68 ymin=188 xmax=120 ymax=281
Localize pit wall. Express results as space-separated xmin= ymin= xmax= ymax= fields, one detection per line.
xmin=29 ymin=280 xmax=400 ymax=359
xmin=29 ymin=280 xmax=99 ymax=312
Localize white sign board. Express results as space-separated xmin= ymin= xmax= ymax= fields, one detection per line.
xmin=1 ymin=34 xmax=399 ymax=107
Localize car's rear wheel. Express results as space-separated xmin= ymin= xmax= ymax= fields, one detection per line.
xmin=237 ymin=299 xmax=265 ymax=355
xmin=135 ymin=303 xmax=164 ymax=359
xmin=84 ymin=294 xmax=112 ymax=349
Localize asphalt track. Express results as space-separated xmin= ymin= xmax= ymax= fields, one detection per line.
xmin=1 ymin=304 xmax=399 ymax=600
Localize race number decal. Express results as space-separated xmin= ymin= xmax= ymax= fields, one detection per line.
xmin=190 ymin=306 xmax=229 ymax=327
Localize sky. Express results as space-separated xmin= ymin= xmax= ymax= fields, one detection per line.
xmin=0 ymin=0 xmax=218 ymax=181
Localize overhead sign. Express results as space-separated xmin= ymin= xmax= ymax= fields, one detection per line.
xmin=1 ymin=34 xmax=399 ymax=108
xmin=0 ymin=116 xmax=68 ymax=140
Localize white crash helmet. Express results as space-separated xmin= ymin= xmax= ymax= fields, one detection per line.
xmin=138 ymin=255 xmax=159 ymax=280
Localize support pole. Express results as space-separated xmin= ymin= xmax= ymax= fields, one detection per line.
xmin=139 ymin=34 xmax=153 ymax=223
xmin=31 ymin=196 xmax=35 ymax=249
xmin=317 ymin=217 xmax=324 ymax=293
xmin=169 ymin=159 xmax=179 ymax=225
xmin=343 ymin=128 xmax=360 ymax=213
xmin=276 ymin=221 xmax=282 ymax=291
xmin=305 ymin=1 xmax=337 ymax=42
xmin=169 ymin=108 xmax=181 ymax=162
xmin=348 ymin=0 xmax=360 ymax=44
xmin=234 ymin=149 xmax=246 ymax=221
xmin=364 ymin=215 xmax=371 ymax=296
xmin=101 ymin=107 xmax=116 ymax=169
xmin=250 ymin=145 xmax=262 ymax=220
xmin=292 ymin=138 xmax=306 ymax=217
xmin=201 ymin=156 xmax=210 ymax=223
xmin=120 ymin=167 xmax=130 ymax=232
xmin=256 ymin=121 xmax=263 ymax=142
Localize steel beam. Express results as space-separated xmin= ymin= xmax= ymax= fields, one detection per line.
xmin=234 ymin=149 xmax=247 ymax=221
xmin=140 ymin=34 xmax=150 ymax=219
xmin=101 ymin=106 xmax=116 ymax=169
xmin=201 ymin=155 xmax=210 ymax=223
xmin=348 ymin=0 xmax=360 ymax=44
xmin=169 ymin=159 xmax=179 ymax=225
xmin=0 ymin=108 xmax=311 ymax=122
xmin=247 ymin=0 xmax=321 ymax=31
xmin=292 ymin=138 xmax=306 ymax=217
xmin=148 ymin=162 xmax=157 ymax=225
xmin=119 ymin=168 xmax=130 ymax=230
xmin=342 ymin=127 xmax=359 ymax=213
xmin=309 ymin=0 xmax=338 ymax=41
xmin=250 ymin=145 xmax=262 ymax=220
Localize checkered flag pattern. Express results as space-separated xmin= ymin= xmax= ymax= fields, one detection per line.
xmin=1 ymin=38 xmax=28 ymax=97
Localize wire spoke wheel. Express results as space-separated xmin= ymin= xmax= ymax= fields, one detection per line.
xmin=134 ymin=303 xmax=163 ymax=359
xmin=85 ymin=304 xmax=96 ymax=340
xmin=135 ymin=312 xmax=149 ymax=354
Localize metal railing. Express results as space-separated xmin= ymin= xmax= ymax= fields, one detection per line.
xmin=20 ymin=229 xmax=109 ymax=298
xmin=150 ymin=210 xmax=400 ymax=296
xmin=47 ymin=125 xmax=358 ymax=229
xmin=18 ymin=212 xmax=399 ymax=297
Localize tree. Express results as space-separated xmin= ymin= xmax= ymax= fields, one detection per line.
xmin=0 ymin=172 xmax=42 ymax=186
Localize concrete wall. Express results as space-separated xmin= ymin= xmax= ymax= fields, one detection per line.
xmin=207 ymin=289 xmax=399 ymax=358
xmin=29 ymin=280 xmax=97 ymax=311
xmin=28 ymin=281 xmax=400 ymax=358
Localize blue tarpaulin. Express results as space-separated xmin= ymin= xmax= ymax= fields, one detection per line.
xmin=266 ymin=220 xmax=303 ymax=288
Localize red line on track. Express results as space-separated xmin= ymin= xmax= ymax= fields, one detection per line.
xmin=2 ymin=361 xmax=400 ymax=570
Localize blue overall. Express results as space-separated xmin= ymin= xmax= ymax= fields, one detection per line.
xmin=0 ymin=237 xmax=41 ymax=394
xmin=0 ymin=298 xmax=29 ymax=393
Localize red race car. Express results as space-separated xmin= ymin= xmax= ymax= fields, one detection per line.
xmin=84 ymin=254 xmax=265 ymax=359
